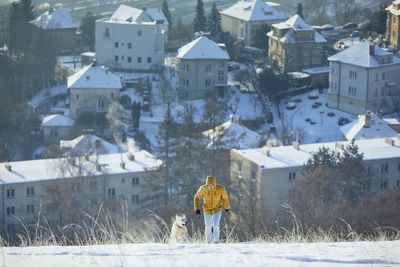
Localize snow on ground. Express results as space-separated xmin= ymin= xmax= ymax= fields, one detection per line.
xmin=1 ymin=241 xmax=399 ymax=267
xmin=29 ymin=84 xmax=68 ymax=109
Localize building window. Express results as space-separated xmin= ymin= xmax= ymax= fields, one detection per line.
xmin=132 ymin=177 xmax=139 ymax=186
xmin=219 ymin=61 xmax=225 ymax=68
xmin=122 ymin=55 xmax=125 ymax=61
xmin=111 ymin=92 xmax=114 ymax=100
xmin=289 ymin=172 xmax=296 ymax=182
xmin=27 ymin=187 xmax=34 ymax=197
xmin=27 ymin=204 xmax=34 ymax=214
xmin=147 ymin=57 xmax=152 ymax=63
xmin=375 ymin=73 xmax=379 ymax=81
xmin=397 ymin=180 xmax=400 ymax=187
xmin=115 ymin=55 xmax=119 ymax=62
xmin=114 ymin=42 xmax=119 ymax=48
xmin=132 ymin=194 xmax=139 ymax=204
xmin=137 ymin=57 xmax=142 ymax=63
xmin=128 ymin=42 xmax=132 ymax=49
xmin=205 ymin=79 xmax=211 ymax=87
xmin=218 ymin=70 xmax=224 ymax=81
xmin=138 ymin=30 xmax=142 ymax=36
xmin=398 ymin=162 xmax=400 ymax=171
xmin=331 ymin=67 xmax=335 ymax=75
xmin=104 ymin=28 xmax=110 ymax=38
xmin=183 ymin=80 xmax=189 ymax=86
xmin=375 ymin=88 xmax=378 ymax=97
xmin=76 ymin=94 xmax=79 ymax=100
xmin=6 ymin=189 xmax=15 ymax=199
xmin=76 ymin=108 xmax=80 ymax=116
xmin=381 ymin=163 xmax=389 ymax=173
xmin=205 ymin=65 xmax=211 ymax=72
xmin=7 ymin=206 xmax=15 ymax=216
xmin=90 ymin=181 xmax=98 ymax=192
xmin=349 ymin=71 xmax=357 ymax=80
xmin=98 ymin=98 xmax=105 ymax=111
xmin=108 ymin=188 xmax=116 ymax=198
xmin=380 ymin=180 xmax=388 ymax=191
xmin=382 ymin=72 xmax=386 ymax=80
xmin=128 ymin=56 xmax=132 ymax=63
xmin=348 ymin=86 xmax=356 ymax=96
xmin=186 ymin=64 xmax=190 ymax=71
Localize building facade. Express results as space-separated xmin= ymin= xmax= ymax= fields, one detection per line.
xmin=95 ymin=5 xmax=167 ymax=71
xmin=177 ymin=36 xmax=230 ymax=99
xmin=267 ymin=15 xmax=327 ymax=72
xmin=327 ymin=42 xmax=400 ymax=115
xmin=0 ymin=151 xmax=161 ymax=238
xmin=230 ymin=138 xmax=400 ymax=217
xmin=220 ymin=0 xmax=287 ymax=46
xmin=68 ymin=64 xmax=122 ymax=119
xmin=386 ymin=0 xmax=400 ymax=49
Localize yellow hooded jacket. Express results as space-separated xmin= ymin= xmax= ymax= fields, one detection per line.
xmin=194 ymin=176 xmax=231 ymax=215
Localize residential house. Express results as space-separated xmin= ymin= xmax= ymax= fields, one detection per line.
xmin=177 ymin=36 xmax=230 ymax=99
xmin=60 ymin=132 xmax=120 ymax=156
xmin=327 ymin=42 xmax=400 ymax=115
xmin=68 ymin=63 xmax=123 ymax=119
xmin=95 ymin=5 xmax=167 ymax=71
xmin=267 ymin=15 xmax=327 ymax=72
xmin=386 ymin=0 xmax=400 ymax=49
xmin=220 ymin=0 xmax=287 ymax=46
xmin=41 ymin=114 xmax=74 ymax=144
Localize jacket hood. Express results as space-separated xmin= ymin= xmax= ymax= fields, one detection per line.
xmin=206 ymin=175 xmax=217 ymax=187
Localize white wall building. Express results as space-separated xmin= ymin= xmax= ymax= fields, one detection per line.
xmin=68 ymin=63 xmax=123 ymax=119
xmin=0 ymin=151 xmax=161 ymax=237
xmin=41 ymin=114 xmax=74 ymax=144
xmin=328 ymin=42 xmax=400 ymax=115
xmin=220 ymin=0 xmax=287 ymax=46
xmin=231 ymin=138 xmax=400 ymax=215
xmin=95 ymin=5 xmax=167 ymax=71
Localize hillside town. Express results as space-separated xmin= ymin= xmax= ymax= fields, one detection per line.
xmin=0 ymin=0 xmax=400 ymax=246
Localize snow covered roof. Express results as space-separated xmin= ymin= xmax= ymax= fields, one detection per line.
xmin=177 ymin=36 xmax=230 ymax=60
xmin=31 ymin=8 xmax=78 ymax=29
xmin=110 ymin=5 xmax=144 ymax=22
xmin=386 ymin=1 xmax=400 ymax=16
xmin=233 ymin=138 xmax=400 ymax=171
xmin=105 ymin=5 xmax=167 ymax=25
xmin=328 ymin=42 xmax=400 ymax=68
xmin=268 ymin=15 xmax=327 ymax=44
xmin=220 ymin=0 xmax=287 ymax=22
xmin=60 ymin=134 xmax=120 ymax=156
xmin=203 ymin=116 xmax=261 ymax=149
xmin=67 ymin=64 xmax=122 ymax=89
xmin=41 ymin=114 xmax=74 ymax=127
xmin=340 ymin=113 xmax=398 ymax=141
xmin=302 ymin=66 xmax=330 ymax=75
xmin=145 ymin=8 xmax=168 ymax=24
xmin=0 ymin=150 xmax=161 ymax=185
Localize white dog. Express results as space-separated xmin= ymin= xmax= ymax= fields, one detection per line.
xmin=169 ymin=214 xmax=189 ymax=243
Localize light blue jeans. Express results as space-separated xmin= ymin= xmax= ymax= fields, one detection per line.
xmin=204 ymin=211 xmax=222 ymax=243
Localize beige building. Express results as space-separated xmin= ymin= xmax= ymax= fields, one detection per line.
xmin=177 ymin=36 xmax=230 ymax=99
xmin=30 ymin=8 xmax=78 ymax=54
xmin=220 ymin=0 xmax=287 ymax=46
xmin=0 ymin=150 xmax=161 ymax=237
xmin=327 ymin=42 xmax=400 ymax=115
xmin=386 ymin=0 xmax=400 ymax=49
xmin=231 ymin=138 xmax=400 ymax=216
xmin=68 ymin=63 xmax=122 ymax=119
xmin=267 ymin=15 xmax=327 ymax=72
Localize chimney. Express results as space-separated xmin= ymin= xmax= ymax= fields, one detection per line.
xmin=127 ymin=153 xmax=135 ymax=161
xmin=292 ymin=141 xmax=300 ymax=150
xmin=120 ymin=161 xmax=126 ymax=169
xmin=385 ymin=138 xmax=395 ymax=146
xmin=364 ymin=111 xmax=372 ymax=128
xmin=229 ymin=114 xmax=234 ymax=123
xmin=369 ymin=44 xmax=375 ymax=56
xmin=262 ymin=147 xmax=270 ymax=157
xmin=237 ymin=116 xmax=242 ymax=125
xmin=5 ymin=164 xmax=12 ymax=172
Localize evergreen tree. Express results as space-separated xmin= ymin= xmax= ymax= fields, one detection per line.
xmin=80 ymin=12 xmax=98 ymax=50
xmin=252 ymin=23 xmax=270 ymax=50
xmin=207 ymin=2 xmax=221 ymax=37
xmin=193 ymin=0 xmax=207 ymax=33
xmin=296 ymin=3 xmax=304 ymax=19
xmin=162 ymin=0 xmax=172 ymax=29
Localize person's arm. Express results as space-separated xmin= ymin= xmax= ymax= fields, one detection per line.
xmin=222 ymin=187 xmax=231 ymax=211
xmin=193 ymin=186 xmax=203 ymax=211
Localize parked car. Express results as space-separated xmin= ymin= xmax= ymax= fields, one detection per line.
xmin=286 ymin=102 xmax=296 ymax=110
xmin=350 ymin=30 xmax=361 ymax=38
xmin=327 ymin=112 xmax=335 ymax=117
xmin=308 ymin=90 xmax=319 ymax=99
xmin=338 ymin=117 xmax=351 ymax=126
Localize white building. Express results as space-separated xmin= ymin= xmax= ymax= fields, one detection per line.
xmin=340 ymin=112 xmax=398 ymax=141
xmin=177 ymin=36 xmax=230 ymax=99
xmin=220 ymin=0 xmax=287 ymax=46
xmin=0 ymin=150 xmax=161 ymax=237
xmin=231 ymin=138 xmax=400 ymax=214
xmin=95 ymin=5 xmax=167 ymax=71
xmin=328 ymin=42 xmax=400 ymax=115
xmin=203 ymin=115 xmax=262 ymax=149
xmin=41 ymin=114 xmax=74 ymax=144
xmin=68 ymin=63 xmax=122 ymax=119
xmin=60 ymin=132 xmax=120 ymax=156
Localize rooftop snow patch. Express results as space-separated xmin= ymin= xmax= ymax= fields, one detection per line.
xmin=67 ymin=64 xmax=122 ymax=89
xmin=105 ymin=5 xmax=167 ymax=25
xmin=60 ymin=133 xmax=120 ymax=156
xmin=31 ymin=8 xmax=78 ymax=29
xmin=220 ymin=0 xmax=287 ymax=22
xmin=177 ymin=36 xmax=230 ymax=60
xmin=328 ymin=42 xmax=400 ymax=68
xmin=41 ymin=114 xmax=74 ymax=127
xmin=110 ymin=5 xmax=144 ymax=22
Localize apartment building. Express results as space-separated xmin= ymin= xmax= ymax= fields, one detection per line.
xmin=231 ymin=138 xmax=400 ymax=215
xmin=327 ymin=42 xmax=400 ymax=115
xmin=267 ymin=14 xmax=327 ymax=72
xmin=177 ymin=36 xmax=230 ymax=99
xmin=220 ymin=0 xmax=287 ymax=46
xmin=68 ymin=63 xmax=122 ymax=119
xmin=386 ymin=0 xmax=400 ymax=49
xmin=0 ymin=150 xmax=162 ymax=237
xmin=95 ymin=5 xmax=167 ymax=71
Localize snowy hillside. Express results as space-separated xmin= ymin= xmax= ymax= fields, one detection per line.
xmin=2 ymin=241 xmax=399 ymax=267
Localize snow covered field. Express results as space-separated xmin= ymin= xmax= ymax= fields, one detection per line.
xmin=2 ymin=241 xmax=399 ymax=267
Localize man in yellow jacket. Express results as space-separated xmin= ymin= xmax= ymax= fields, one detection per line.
xmin=194 ymin=175 xmax=230 ymax=243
